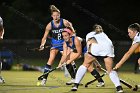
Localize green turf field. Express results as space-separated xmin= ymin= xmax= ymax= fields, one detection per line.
xmin=0 ymin=70 xmax=140 ymax=93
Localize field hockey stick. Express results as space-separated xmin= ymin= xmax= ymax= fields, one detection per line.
xmin=38 ymin=51 xmax=71 ymax=80
xmin=26 ymin=45 xmax=51 ymax=52
xmin=101 ymin=68 xmax=138 ymax=91
xmin=38 ymin=65 xmax=63 ymax=80
xmin=85 ymin=72 xmax=107 ymax=87
xmin=26 ymin=43 xmax=64 ymax=52
xmin=85 ymin=60 xmax=106 ymax=87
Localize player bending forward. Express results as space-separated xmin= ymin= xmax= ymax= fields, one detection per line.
xmin=58 ymin=27 xmax=105 ymax=87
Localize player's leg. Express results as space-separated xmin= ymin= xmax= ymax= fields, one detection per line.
xmin=65 ymin=52 xmax=77 ymax=85
xmin=88 ymin=63 xmax=105 ymax=87
xmin=66 ymin=61 xmax=77 ymax=85
xmin=0 ymin=60 xmax=5 ymax=83
xmin=134 ymin=53 xmax=139 ymax=73
xmin=104 ymin=57 xmax=123 ymax=93
xmin=71 ymin=53 xmax=94 ymax=91
xmin=41 ymin=49 xmax=59 ymax=86
xmin=138 ymin=58 xmax=140 ymax=70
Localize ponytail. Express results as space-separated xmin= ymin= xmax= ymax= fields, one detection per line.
xmin=50 ymin=5 xmax=60 ymax=14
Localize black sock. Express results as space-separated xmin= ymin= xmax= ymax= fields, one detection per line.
xmin=66 ymin=64 xmax=77 ymax=79
xmin=91 ymin=69 xmax=104 ymax=83
xmin=72 ymin=63 xmax=77 ymax=74
xmin=74 ymin=83 xmax=79 ymax=88
xmin=44 ymin=64 xmax=51 ymax=79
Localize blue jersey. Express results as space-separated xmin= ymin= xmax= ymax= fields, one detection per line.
xmin=50 ymin=18 xmax=65 ymax=51
xmin=50 ymin=18 xmax=65 ymax=40
xmin=66 ymin=36 xmax=87 ymax=54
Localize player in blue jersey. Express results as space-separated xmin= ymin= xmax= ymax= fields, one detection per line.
xmin=58 ymin=27 xmax=104 ymax=86
xmin=39 ymin=5 xmax=75 ymax=86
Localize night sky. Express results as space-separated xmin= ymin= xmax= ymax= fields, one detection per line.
xmin=0 ymin=0 xmax=140 ymax=40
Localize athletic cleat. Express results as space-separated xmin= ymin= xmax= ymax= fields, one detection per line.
xmin=96 ymin=82 xmax=105 ymax=87
xmin=71 ymin=83 xmax=79 ymax=91
xmin=71 ymin=86 xmax=78 ymax=91
xmin=0 ymin=76 xmax=5 ymax=84
xmin=40 ymin=78 xmax=46 ymax=86
xmin=116 ymin=86 xmax=123 ymax=93
xmin=66 ymin=79 xmax=75 ymax=85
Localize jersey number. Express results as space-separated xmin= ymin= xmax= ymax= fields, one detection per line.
xmin=57 ymin=33 xmax=62 ymax=40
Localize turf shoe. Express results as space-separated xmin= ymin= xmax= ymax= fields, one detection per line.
xmin=116 ymin=86 xmax=123 ymax=93
xmin=66 ymin=79 xmax=75 ymax=85
xmin=71 ymin=83 xmax=79 ymax=91
xmin=40 ymin=78 xmax=47 ymax=86
xmin=0 ymin=76 xmax=5 ymax=84
xmin=96 ymin=82 xmax=105 ymax=87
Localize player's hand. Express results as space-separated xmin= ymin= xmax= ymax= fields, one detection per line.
xmin=58 ymin=62 xmax=66 ymax=69
xmin=39 ymin=45 xmax=44 ymax=51
xmin=113 ymin=63 xmax=121 ymax=71
xmin=96 ymin=65 xmax=102 ymax=71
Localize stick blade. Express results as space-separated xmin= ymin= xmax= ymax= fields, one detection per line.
xmin=85 ymin=85 xmax=88 ymax=87
xmin=133 ymin=85 xmax=138 ymax=91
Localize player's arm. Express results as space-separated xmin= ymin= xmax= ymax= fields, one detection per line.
xmin=0 ymin=26 xmax=4 ymax=40
xmin=66 ymin=37 xmax=82 ymax=64
xmin=0 ymin=17 xmax=4 ymax=39
xmin=114 ymin=43 xmax=140 ymax=69
xmin=58 ymin=42 xmax=69 ymax=67
xmin=63 ymin=19 xmax=75 ymax=34
xmin=40 ymin=22 xmax=51 ymax=50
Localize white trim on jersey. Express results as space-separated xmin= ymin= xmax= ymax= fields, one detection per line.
xmin=0 ymin=17 xmax=3 ymax=26
xmin=132 ymin=32 xmax=140 ymax=45
xmin=86 ymin=32 xmax=115 ymax=57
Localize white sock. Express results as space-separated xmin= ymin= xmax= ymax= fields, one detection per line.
xmin=109 ymin=71 xmax=121 ymax=87
xmin=75 ymin=65 xmax=87 ymax=84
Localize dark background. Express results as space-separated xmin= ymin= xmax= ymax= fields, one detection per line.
xmin=0 ymin=0 xmax=140 ymax=40
xmin=0 ymin=0 xmax=140 ymax=72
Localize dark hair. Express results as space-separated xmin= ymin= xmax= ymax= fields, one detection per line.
xmin=128 ymin=23 xmax=140 ymax=32
xmin=92 ymin=24 xmax=103 ymax=33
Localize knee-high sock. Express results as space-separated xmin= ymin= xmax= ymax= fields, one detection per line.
xmin=75 ymin=65 xmax=87 ymax=84
xmin=71 ymin=62 xmax=77 ymax=73
xmin=109 ymin=71 xmax=121 ymax=87
xmin=44 ymin=64 xmax=51 ymax=79
xmin=66 ymin=63 xmax=77 ymax=79
xmin=91 ymin=69 xmax=104 ymax=83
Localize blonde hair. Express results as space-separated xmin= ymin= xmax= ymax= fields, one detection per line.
xmin=50 ymin=5 xmax=60 ymax=14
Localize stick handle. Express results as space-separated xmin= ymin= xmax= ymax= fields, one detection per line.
xmin=85 ymin=72 xmax=107 ymax=87
xmin=119 ymin=79 xmax=132 ymax=89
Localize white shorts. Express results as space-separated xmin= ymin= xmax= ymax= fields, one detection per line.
xmin=90 ymin=43 xmax=115 ymax=57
